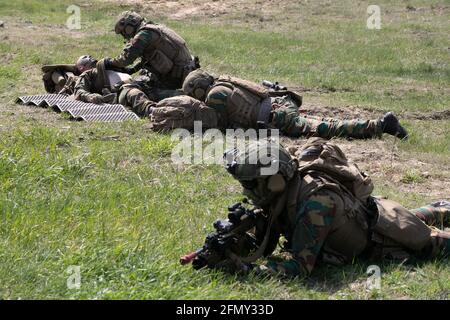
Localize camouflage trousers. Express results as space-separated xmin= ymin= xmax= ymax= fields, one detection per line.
xmin=371 ymin=203 xmax=450 ymax=260
xmin=411 ymin=204 xmax=450 ymax=258
xmin=118 ymin=85 xmax=182 ymax=117
xmin=270 ymin=96 xmax=383 ymax=139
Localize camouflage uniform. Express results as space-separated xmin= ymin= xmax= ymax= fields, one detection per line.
xmin=107 ymin=12 xmax=197 ymax=89
xmin=224 ymin=139 xmax=450 ymax=278
xmin=270 ymin=95 xmax=383 ymax=139
xmin=207 ymin=85 xmax=382 ymax=139
xmin=265 ymin=191 xmax=450 ymax=277
xmin=74 ymin=65 xmax=181 ymax=117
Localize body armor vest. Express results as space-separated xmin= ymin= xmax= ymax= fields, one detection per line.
xmin=138 ymin=24 xmax=193 ymax=79
xmin=211 ymin=76 xmax=269 ymax=128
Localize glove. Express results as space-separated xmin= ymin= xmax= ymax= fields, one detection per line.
xmin=102 ymin=93 xmax=117 ymax=104
xmin=86 ymin=93 xmax=104 ymax=104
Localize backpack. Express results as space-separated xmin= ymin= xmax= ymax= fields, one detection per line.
xmin=150 ymin=95 xmax=218 ymax=132
xmin=292 ymin=137 xmax=374 ymax=203
xmin=216 ymin=75 xmax=269 ymax=100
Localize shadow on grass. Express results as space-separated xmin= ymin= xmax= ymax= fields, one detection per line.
xmin=228 ymin=254 xmax=450 ymax=297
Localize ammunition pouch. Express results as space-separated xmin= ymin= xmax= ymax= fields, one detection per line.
xmin=149 ymin=49 xmax=174 ymax=75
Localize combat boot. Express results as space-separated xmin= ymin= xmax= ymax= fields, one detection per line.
xmin=380 ymin=112 xmax=408 ymax=139
xmin=413 ymin=200 xmax=450 ymax=228
xmin=140 ymin=101 xmax=156 ymax=117
xmin=430 ymin=200 xmax=450 ymax=227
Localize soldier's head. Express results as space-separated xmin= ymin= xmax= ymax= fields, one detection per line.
xmin=76 ymin=55 xmax=97 ymax=73
xmin=182 ymin=69 xmax=215 ymax=101
xmin=114 ymin=11 xmax=145 ymax=40
xmin=224 ymin=139 xmax=297 ymax=207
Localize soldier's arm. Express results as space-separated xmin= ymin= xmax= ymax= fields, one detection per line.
xmin=107 ymin=29 xmax=154 ymax=69
xmin=74 ymin=71 xmax=102 ymax=103
xmin=258 ymin=191 xmax=337 ymax=277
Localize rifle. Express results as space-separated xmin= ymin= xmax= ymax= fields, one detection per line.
xmin=180 ymin=199 xmax=268 ymax=273
xmin=261 ymin=80 xmax=287 ymax=91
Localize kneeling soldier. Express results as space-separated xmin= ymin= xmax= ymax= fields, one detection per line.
xmin=104 ymin=11 xmax=199 ymax=90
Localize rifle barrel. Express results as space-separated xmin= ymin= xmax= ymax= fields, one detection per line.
xmin=180 ymin=249 xmax=202 ymax=265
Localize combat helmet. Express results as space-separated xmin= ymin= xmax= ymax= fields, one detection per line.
xmin=182 ymin=69 xmax=215 ymax=101
xmin=224 ymin=139 xmax=298 ymax=206
xmin=114 ymin=11 xmax=145 ymax=40
xmin=76 ymin=55 xmax=97 ymax=73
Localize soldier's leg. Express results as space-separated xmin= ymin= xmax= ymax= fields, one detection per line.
xmin=144 ymin=88 xmax=183 ymax=101
xmin=410 ymin=200 xmax=450 ymax=228
xmin=423 ymin=229 xmax=450 ymax=258
xmin=271 ymin=103 xmax=382 ymax=139
xmin=118 ymin=86 xmax=155 ymax=117
xmin=270 ymin=96 xmax=312 ymax=137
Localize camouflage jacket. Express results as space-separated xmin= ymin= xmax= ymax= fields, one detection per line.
xmin=262 ymin=172 xmax=371 ymax=277
xmin=73 ymin=69 xmax=105 ymax=102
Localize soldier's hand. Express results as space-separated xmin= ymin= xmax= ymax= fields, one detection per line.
xmin=86 ymin=93 xmax=104 ymax=104
xmin=103 ymin=58 xmax=113 ymax=69
xmin=102 ymin=93 xmax=117 ymax=104
xmin=122 ymin=66 xmax=136 ymax=74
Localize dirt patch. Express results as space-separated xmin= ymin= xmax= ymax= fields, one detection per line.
xmin=405 ymin=110 xmax=450 ymax=120
xmin=301 ymin=102 xmax=450 ymax=121
xmin=299 ymin=103 xmax=383 ymax=120
xmin=102 ymin=0 xmax=298 ymax=23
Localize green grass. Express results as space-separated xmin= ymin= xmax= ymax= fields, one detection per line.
xmin=0 ymin=0 xmax=449 ymax=299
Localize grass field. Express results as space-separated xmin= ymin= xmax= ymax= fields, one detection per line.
xmin=0 ymin=0 xmax=449 ymax=299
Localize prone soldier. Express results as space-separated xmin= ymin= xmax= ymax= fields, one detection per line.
xmin=184 ymin=138 xmax=450 ymax=277
xmin=73 ymin=59 xmax=182 ymax=117
xmin=182 ymin=69 xmax=408 ymax=140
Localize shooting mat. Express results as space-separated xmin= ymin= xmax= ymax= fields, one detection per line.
xmin=16 ymin=94 xmax=139 ymax=122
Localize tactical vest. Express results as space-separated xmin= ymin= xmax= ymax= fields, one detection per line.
xmin=138 ymin=24 xmax=193 ymax=79
xmin=210 ymin=76 xmax=304 ymax=129
xmin=211 ymin=76 xmax=269 ymax=129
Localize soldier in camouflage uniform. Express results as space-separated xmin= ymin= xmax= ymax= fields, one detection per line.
xmin=103 ymin=11 xmax=199 ymax=90
xmin=74 ymin=59 xmax=182 ymax=117
xmin=182 ymin=70 xmax=408 ymax=140
xmin=223 ymin=139 xmax=450 ymax=277
xmin=42 ymin=55 xmax=97 ymax=95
